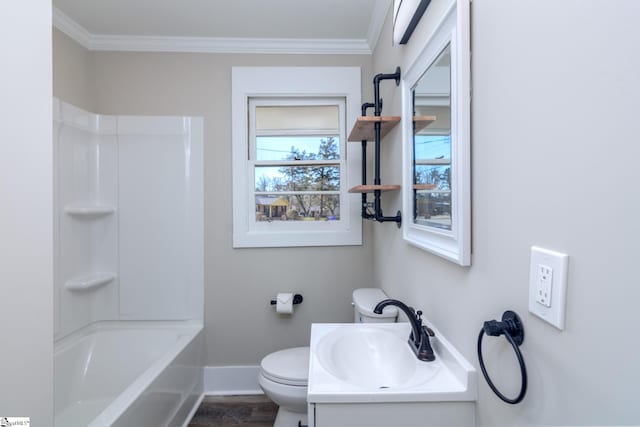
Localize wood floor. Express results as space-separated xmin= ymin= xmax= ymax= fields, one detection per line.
xmin=188 ymin=395 xmax=278 ymax=427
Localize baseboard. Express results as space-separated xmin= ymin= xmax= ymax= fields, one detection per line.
xmin=179 ymin=366 xmax=262 ymax=425
xmin=179 ymin=393 xmax=205 ymax=427
xmin=204 ymin=365 xmax=263 ymax=395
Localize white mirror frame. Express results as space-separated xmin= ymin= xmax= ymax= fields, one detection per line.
xmin=401 ymin=1 xmax=471 ymax=266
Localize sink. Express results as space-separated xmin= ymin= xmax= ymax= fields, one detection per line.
xmin=314 ymin=324 xmax=439 ymax=389
xmin=308 ymin=323 xmax=477 ymax=403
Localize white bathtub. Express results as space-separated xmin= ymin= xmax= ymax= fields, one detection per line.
xmin=55 ymin=321 xmax=203 ymax=427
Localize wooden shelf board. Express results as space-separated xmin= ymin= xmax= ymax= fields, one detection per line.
xmin=413 ymin=184 xmax=438 ymax=190
xmin=413 ymin=115 xmax=437 ymax=134
xmin=349 ymin=184 xmax=401 ymax=194
xmin=348 ymin=116 xmax=401 ymax=142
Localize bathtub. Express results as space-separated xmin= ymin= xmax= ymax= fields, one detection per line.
xmin=55 ymin=321 xmax=203 ymax=427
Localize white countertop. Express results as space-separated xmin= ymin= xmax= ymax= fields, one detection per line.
xmin=307 ymin=322 xmax=477 ymax=404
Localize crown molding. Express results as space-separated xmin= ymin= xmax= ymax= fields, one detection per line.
xmin=53 ymin=7 xmax=92 ymax=49
xmin=53 ymin=6 xmax=372 ymax=55
xmin=89 ymin=35 xmax=371 ymax=55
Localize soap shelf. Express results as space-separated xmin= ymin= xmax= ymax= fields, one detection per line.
xmin=65 ymin=203 xmax=116 ymax=218
xmin=65 ymin=272 xmax=116 ymax=292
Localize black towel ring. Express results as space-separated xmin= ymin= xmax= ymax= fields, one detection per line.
xmin=477 ymin=310 xmax=527 ymax=404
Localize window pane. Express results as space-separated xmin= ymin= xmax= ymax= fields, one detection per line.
xmin=414 ymin=165 xmax=450 ymax=189
xmin=255 ymin=165 xmax=340 ymax=192
xmin=255 ymin=105 xmax=339 ymax=133
xmin=414 ymin=133 xmax=451 ymax=230
xmin=255 ymin=194 xmax=340 ymax=221
xmin=256 ymin=136 xmax=340 ymax=161
xmin=414 ymin=134 xmax=450 ymax=161
xmin=415 ymin=191 xmax=451 ymax=230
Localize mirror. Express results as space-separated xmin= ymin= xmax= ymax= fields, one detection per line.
xmin=413 ymin=45 xmax=452 ymax=230
xmin=401 ymin=1 xmax=470 ymax=266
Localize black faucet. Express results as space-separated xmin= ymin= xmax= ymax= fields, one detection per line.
xmin=373 ymin=299 xmax=436 ymax=362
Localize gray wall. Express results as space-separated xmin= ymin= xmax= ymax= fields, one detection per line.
xmin=52 ymin=31 xmax=376 ymax=366
xmin=0 ymin=2 xmax=53 ymax=424
xmin=53 ymin=30 xmax=94 ymax=111
xmin=372 ymin=0 xmax=640 ymax=425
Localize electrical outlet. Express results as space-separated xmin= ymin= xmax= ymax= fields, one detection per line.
xmin=528 ymin=247 xmax=569 ymax=330
xmin=535 ymin=264 xmax=553 ymax=307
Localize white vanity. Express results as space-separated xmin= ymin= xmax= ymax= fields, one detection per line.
xmin=307 ymin=323 xmax=477 ymax=427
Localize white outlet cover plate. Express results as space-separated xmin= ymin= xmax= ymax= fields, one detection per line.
xmin=528 ymin=246 xmax=569 ymax=330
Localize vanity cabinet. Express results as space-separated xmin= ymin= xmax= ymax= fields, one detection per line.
xmin=308 ymin=401 xmax=474 ymax=427
xmin=307 ymin=323 xmax=477 ymax=427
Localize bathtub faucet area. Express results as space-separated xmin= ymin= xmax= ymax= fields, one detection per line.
xmin=373 ymin=299 xmax=436 ymax=362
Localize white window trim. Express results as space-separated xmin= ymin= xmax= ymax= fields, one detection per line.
xmin=232 ymin=67 xmax=362 ymax=248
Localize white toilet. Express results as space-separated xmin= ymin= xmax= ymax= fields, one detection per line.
xmin=258 ymin=288 xmax=398 ymax=427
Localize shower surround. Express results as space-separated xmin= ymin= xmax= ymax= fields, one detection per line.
xmin=53 ymin=98 xmax=204 ymax=426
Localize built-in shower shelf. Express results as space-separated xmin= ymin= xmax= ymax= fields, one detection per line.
xmin=65 ymin=273 xmax=116 ymax=292
xmin=65 ymin=203 xmax=116 ymax=218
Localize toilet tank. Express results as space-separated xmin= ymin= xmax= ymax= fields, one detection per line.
xmin=352 ymin=288 xmax=398 ymax=323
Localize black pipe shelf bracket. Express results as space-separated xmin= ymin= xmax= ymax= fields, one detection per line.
xmin=347 ymin=67 xmax=402 ymax=228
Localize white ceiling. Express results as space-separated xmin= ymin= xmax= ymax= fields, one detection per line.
xmin=53 ymin=0 xmax=392 ymax=54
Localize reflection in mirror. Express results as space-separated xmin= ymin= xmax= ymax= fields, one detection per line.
xmin=413 ymin=44 xmax=452 ymax=230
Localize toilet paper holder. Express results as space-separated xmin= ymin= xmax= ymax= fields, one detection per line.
xmin=270 ymin=294 xmax=303 ymax=306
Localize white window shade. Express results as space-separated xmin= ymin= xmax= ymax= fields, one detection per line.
xmin=255 ymin=105 xmax=339 ymax=134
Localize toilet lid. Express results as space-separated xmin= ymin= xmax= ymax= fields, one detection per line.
xmin=261 ymin=346 xmax=309 ymax=386
xmin=352 ymin=288 xmax=398 ymax=318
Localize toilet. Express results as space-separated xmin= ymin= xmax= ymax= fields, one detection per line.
xmin=258 ymin=288 xmax=398 ymax=427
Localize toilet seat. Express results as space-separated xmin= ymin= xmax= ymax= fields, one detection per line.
xmin=260 ymin=346 xmax=309 ymax=387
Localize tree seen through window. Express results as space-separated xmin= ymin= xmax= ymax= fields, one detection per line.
xmin=255 ymin=136 xmax=341 ymax=221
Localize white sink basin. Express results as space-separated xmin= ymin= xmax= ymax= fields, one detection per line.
xmin=308 ymin=323 xmax=477 ymax=403
xmin=314 ymin=324 xmax=439 ymax=389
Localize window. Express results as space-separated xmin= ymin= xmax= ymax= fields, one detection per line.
xmin=232 ymin=67 xmax=362 ymax=247
xmin=252 ymin=99 xmax=344 ymax=221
